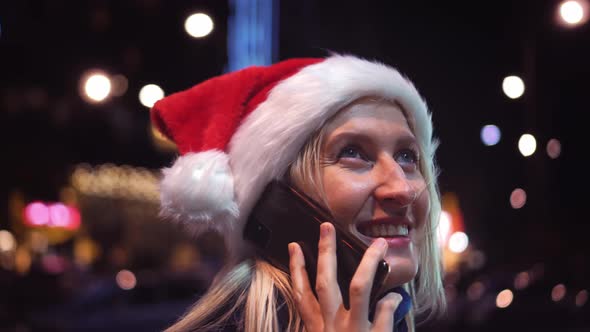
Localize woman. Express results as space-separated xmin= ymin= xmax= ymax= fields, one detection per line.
xmin=151 ymin=54 xmax=446 ymax=331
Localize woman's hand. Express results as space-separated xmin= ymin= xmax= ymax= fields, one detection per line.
xmin=288 ymin=222 xmax=403 ymax=332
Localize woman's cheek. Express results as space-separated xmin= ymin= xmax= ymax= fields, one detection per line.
xmin=323 ymin=170 xmax=373 ymax=224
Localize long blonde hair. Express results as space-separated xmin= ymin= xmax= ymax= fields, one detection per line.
xmin=165 ymin=99 xmax=445 ymax=332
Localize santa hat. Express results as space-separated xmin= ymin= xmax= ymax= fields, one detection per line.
xmin=151 ymin=54 xmax=433 ymax=252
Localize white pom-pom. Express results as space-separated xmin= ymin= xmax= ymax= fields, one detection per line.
xmin=159 ymin=150 xmax=239 ymax=234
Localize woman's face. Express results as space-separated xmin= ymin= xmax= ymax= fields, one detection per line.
xmin=319 ymin=100 xmax=429 ymax=289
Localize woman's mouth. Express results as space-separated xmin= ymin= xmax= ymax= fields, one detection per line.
xmin=356 ymin=220 xmax=412 ymax=238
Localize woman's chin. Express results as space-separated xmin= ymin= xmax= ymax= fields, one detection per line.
xmin=381 ymin=255 xmax=418 ymax=289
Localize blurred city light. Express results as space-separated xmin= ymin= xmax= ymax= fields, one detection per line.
xmin=70 ymin=163 xmax=160 ymax=202
xmin=24 ymin=202 xmax=50 ymax=226
xmin=510 ymin=188 xmax=527 ymax=209
xmin=514 ymin=271 xmax=531 ymax=290
xmin=546 ymin=138 xmax=562 ymax=159
xmin=0 ymin=230 xmax=16 ymax=252
xmin=23 ymin=202 xmax=81 ymax=230
xmin=184 ymin=13 xmax=214 ymax=38
xmin=466 ymin=249 xmax=486 ymax=270
xmin=467 ymin=281 xmax=486 ymax=301
xmin=116 ymin=269 xmax=137 ymax=290
xmin=502 ymin=75 xmax=525 ymax=99
xmin=518 ymin=133 xmax=537 ymax=157
xmin=110 ymin=74 xmax=129 ymax=97
xmin=41 ymin=253 xmax=68 ymax=274
xmin=448 ymin=231 xmax=469 ymax=253
xmin=551 ymin=283 xmax=567 ymax=302
xmin=576 ymin=289 xmax=588 ymax=307
xmin=74 ymin=236 xmax=101 ymax=266
xmin=30 ymin=231 xmax=49 ymax=254
xmin=14 ymin=247 xmax=32 ymax=275
xmin=496 ymin=289 xmax=514 ymax=308
xmin=481 ymin=124 xmax=501 ymax=146
xmin=559 ymin=0 xmax=588 ymax=25
xmin=437 ymin=210 xmax=452 ymax=248
xmin=139 ymin=84 xmax=165 ymax=108
xmin=81 ymin=71 xmax=112 ymax=103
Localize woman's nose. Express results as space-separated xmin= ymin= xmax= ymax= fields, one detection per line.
xmin=373 ymin=161 xmax=417 ymax=207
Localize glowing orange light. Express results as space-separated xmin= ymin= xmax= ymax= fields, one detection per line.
xmin=496 ymin=289 xmax=514 ymax=308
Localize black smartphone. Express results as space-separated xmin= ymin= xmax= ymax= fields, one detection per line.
xmin=244 ymin=180 xmax=390 ymax=309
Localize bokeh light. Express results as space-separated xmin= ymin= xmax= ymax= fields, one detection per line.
xmin=30 ymin=231 xmax=48 ymax=254
xmin=448 ymin=231 xmax=469 ymax=253
xmin=502 ymin=75 xmax=525 ymax=99
xmin=139 ymin=84 xmax=165 ymax=108
xmin=437 ymin=210 xmax=452 ymax=247
xmin=184 ymin=13 xmax=214 ymax=38
xmin=496 ymin=289 xmax=514 ymax=308
xmin=514 ymin=271 xmax=531 ymax=290
xmin=42 ymin=254 xmax=68 ymax=274
xmin=24 ymin=202 xmax=50 ymax=226
xmin=466 ymin=250 xmax=486 ymax=270
xmin=111 ymin=74 xmax=129 ymax=97
xmin=518 ymin=133 xmax=537 ymax=157
xmin=0 ymin=230 xmax=16 ymax=252
xmin=576 ymin=289 xmax=588 ymax=307
xmin=559 ymin=0 xmax=586 ymax=25
xmin=81 ymin=71 xmax=112 ymax=103
xmin=510 ymin=188 xmax=527 ymax=209
xmin=546 ymin=138 xmax=562 ymax=159
xmin=23 ymin=202 xmax=81 ymax=230
xmin=481 ymin=124 xmax=501 ymax=146
xmin=467 ymin=281 xmax=486 ymax=301
xmin=49 ymin=203 xmax=69 ymax=227
xmin=551 ymin=283 xmax=567 ymax=302
xmin=116 ymin=269 xmax=137 ymax=290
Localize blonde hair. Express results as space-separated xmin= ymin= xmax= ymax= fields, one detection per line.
xmin=165 ymin=260 xmax=303 ymax=332
xmin=165 ymin=98 xmax=445 ymax=332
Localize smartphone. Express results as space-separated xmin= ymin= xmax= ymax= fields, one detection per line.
xmin=243 ymin=180 xmax=390 ymax=309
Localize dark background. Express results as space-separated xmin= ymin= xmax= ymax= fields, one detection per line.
xmin=1 ymin=0 xmax=589 ymax=331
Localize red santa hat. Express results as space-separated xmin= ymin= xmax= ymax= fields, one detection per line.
xmin=151 ymin=54 xmax=433 ymax=252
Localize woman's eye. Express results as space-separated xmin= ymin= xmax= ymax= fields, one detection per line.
xmin=337 ymin=146 xmax=366 ymax=160
xmin=396 ymin=148 xmax=419 ymax=165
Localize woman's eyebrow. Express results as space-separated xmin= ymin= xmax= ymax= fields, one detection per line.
xmin=325 ymin=130 xmax=417 ymax=149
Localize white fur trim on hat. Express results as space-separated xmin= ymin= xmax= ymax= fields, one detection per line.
xmin=159 ymin=150 xmax=239 ymax=235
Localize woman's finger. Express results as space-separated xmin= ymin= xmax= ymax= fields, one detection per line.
xmin=371 ymin=292 xmax=402 ymax=332
xmin=315 ymin=223 xmax=342 ymax=319
xmin=288 ymin=242 xmax=323 ymax=331
xmin=348 ymin=237 xmax=388 ymax=326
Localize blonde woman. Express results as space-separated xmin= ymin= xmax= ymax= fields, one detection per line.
xmin=151 ymin=54 xmax=446 ymax=331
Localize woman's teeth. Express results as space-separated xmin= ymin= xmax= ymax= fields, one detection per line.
xmin=365 ymin=224 xmax=409 ymax=237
